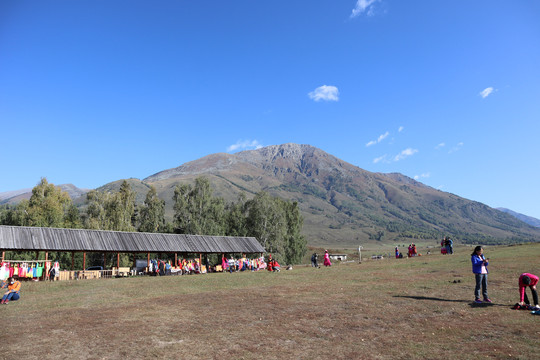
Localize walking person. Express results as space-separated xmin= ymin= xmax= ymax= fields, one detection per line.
xmin=323 ymin=250 xmax=332 ymax=267
xmin=471 ymin=246 xmax=491 ymax=303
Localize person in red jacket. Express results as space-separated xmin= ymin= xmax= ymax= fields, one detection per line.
xmin=518 ymin=273 xmax=539 ymax=310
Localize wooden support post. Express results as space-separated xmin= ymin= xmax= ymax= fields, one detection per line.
xmin=45 ymin=252 xmax=48 ymax=262
xmin=104 ymin=253 xmax=107 ymax=269
xmin=147 ymin=253 xmax=150 ymax=268
xmin=83 ymin=252 xmax=86 ymax=270
xmin=117 ymin=252 xmax=120 ymax=269
xmin=36 ymin=251 xmax=39 ymax=261
xmin=175 ymin=253 xmax=177 ymax=267
xmin=133 ymin=253 xmax=136 ymax=269
xmin=1 ymin=251 xmax=5 ymax=262
xmin=71 ymin=252 xmax=75 ymax=270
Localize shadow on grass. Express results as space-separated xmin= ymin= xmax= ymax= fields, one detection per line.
xmin=394 ymin=295 xmax=469 ymax=303
xmin=394 ymin=295 xmax=508 ymax=307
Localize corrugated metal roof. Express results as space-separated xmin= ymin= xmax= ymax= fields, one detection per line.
xmin=0 ymin=225 xmax=265 ymax=254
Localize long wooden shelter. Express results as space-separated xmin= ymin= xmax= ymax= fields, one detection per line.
xmin=0 ymin=225 xmax=265 ymax=270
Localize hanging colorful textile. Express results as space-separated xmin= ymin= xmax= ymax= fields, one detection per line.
xmin=0 ymin=262 xmax=8 ymax=280
xmin=36 ymin=264 xmax=44 ymax=278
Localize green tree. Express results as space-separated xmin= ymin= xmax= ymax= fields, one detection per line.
xmin=106 ymin=180 xmax=136 ymax=232
xmin=25 ymin=178 xmax=73 ymax=228
xmin=85 ymin=190 xmax=110 ymax=230
xmin=283 ymin=201 xmax=307 ymax=265
xmin=138 ymin=186 xmax=165 ymax=233
xmin=173 ymin=177 xmax=226 ymax=235
xmin=64 ymin=203 xmax=81 ymax=229
xmin=225 ymin=193 xmax=248 ymax=237
xmin=245 ymin=191 xmax=287 ymax=261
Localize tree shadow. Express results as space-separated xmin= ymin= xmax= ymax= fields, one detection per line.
xmin=394 ymin=295 xmax=507 ymax=307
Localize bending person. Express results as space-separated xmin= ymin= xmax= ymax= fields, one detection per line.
xmin=1 ymin=277 xmax=21 ymax=305
xmin=518 ymin=273 xmax=539 ymax=310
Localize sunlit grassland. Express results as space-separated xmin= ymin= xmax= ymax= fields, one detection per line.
xmin=2 ymin=243 xmax=539 ymax=359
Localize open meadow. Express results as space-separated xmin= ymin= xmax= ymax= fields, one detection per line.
xmin=1 ymin=243 xmax=539 ymax=360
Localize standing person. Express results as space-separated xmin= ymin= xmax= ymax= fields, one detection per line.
xmin=1 ymin=277 xmax=21 ymax=304
xmin=323 ymin=250 xmax=332 ymax=267
xmin=518 ymin=273 xmax=539 ymax=310
xmin=471 ymin=246 xmax=491 ymax=303
xmin=445 ymin=237 xmax=454 ymax=255
xmin=395 ymin=247 xmax=400 ymax=259
xmin=311 ymin=253 xmax=319 ymax=268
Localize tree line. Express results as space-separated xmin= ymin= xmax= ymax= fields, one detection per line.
xmin=0 ymin=177 xmax=307 ymax=265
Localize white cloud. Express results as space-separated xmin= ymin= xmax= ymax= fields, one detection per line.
xmin=448 ymin=142 xmax=464 ymax=154
xmin=373 ymin=155 xmax=387 ymax=164
xmin=435 ymin=142 xmax=445 ymax=150
xmin=398 ymin=126 xmax=404 ymax=132
xmin=480 ymin=87 xmax=494 ymax=99
xmin=378 ymin=132 xmax=389 ymax=142
xmin=227 ymin=140 xmax=263 ymax=152
xmin=366 ymin=131 xmax=389 ymax=147
xmin=351 ymin=0 xmax=379 ymax=18
xmin=414 ymin=173 xmax=431 ymax=180
xmin=394 ymin=148 xmax=418 ymax=161
xmin=308 ymin=85 xmax=339 ymax=102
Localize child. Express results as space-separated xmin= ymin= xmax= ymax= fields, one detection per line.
xmin=1 ymin=277 xmax=21 ymax=304
xmin=518 ymin=273 xmax=539 ymax=310
xmin=471 ymin=246 xmax=491 ymax=303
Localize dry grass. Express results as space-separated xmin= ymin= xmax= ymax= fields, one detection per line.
xmin=1 ymin=243 xmax=539 ymax=359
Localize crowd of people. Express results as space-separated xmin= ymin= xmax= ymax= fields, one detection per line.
xmin=146 ymin=255 xmax=274 ymax=276
xmin=221 ymin=255 xmax=271 ymax=273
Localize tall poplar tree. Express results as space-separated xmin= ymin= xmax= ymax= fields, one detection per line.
xmin=172 ymin=177 xmax=225 ymax=235
xmin=138 ymin=186 xmax=165 ymax=233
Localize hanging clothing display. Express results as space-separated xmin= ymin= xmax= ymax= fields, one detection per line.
xmin=0 ymin=262 xmax=8 ymax=281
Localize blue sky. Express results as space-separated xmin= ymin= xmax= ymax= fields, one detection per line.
xmin=1 ymin=1 xmax=539 ymax=219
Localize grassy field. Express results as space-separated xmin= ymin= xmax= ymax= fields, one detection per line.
xmin=1 ymin=243 xmax=539 ymax=359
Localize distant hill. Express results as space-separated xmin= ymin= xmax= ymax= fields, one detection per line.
xmin=497 ymin=208 xmax=540 ymax=228
xmin=0 ymin=184 xmax=89 ymax=205
xmin=103 ymin=143 xmax=540 ymax=247
xmin=4 ymin=144 xmax=539 ymax=247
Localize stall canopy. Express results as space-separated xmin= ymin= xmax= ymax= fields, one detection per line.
xmin=0 ymin=225 xmax=265 ymax=254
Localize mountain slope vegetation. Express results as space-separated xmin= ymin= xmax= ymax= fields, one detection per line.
xmin=97 ymin=144 xmax=539 ymax=247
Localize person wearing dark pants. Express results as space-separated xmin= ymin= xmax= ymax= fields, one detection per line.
xmin=518 ymin=273 xmax=539 ymax=310
xmin=471 ymin=246 xmax=491 ymax=303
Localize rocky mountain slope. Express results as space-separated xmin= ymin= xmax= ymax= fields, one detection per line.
xmin=497 ymin=208 xmax=540 ymax=228
xmin=4 ymin=144 xmax=539 ymax=246
xmin=140 ymin=143 xmax=539 ymax=246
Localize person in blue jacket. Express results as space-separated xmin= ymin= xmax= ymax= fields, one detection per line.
xmin=471 ymin=246 xmax=491 ymax=303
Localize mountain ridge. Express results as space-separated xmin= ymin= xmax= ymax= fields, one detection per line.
xmin=140 ymin=143 xmax=540 ymax=246
xmin=2 ymin=144 xmax=539 ymax=246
